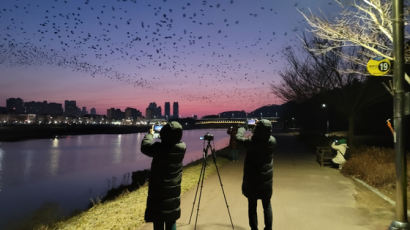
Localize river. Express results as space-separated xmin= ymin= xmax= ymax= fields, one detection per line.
xmin=0 ymin=129 xmax=229 ymax=228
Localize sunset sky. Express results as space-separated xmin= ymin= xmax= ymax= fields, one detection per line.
xmin=0 ymin=0 xmax=340 ymax=117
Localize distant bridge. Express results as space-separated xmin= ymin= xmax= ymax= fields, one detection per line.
xmin=195 ymin=117 xmax=279 ymax=126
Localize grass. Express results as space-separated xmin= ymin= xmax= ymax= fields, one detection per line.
xmin=341 ymin=146 xmax=410 ymax=200
xmin=35 ymin=151 xmax=230 ymax=230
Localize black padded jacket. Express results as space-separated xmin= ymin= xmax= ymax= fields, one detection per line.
xmin=141 ymin=122 xmax=186 ymax=222
xmin=236 ymin=120 xmax=276 ymax=199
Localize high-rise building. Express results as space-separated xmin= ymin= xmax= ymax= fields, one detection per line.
xmin=47 ymin=103 xmax=63 ymax=116
xmin=107 ymin=108 xmax=124 ymax=120
xmin=24 ymin=101 xmax=63 ymax=115
xmin=24 ymin=101 xmax=44 ymax=114
xmin=90 ymin=108 xmax=97 ymax=115
xmin=81 ymin=107 xmax=88 ymax=116
xmin=107 ymin=108 xmax=115 ymax=120
xmin=125 ymin=107 xmax=142 ymax=120
xmin=164 ymin=102 xmax=170 ymax=119
xmin=158 ymin=106 xmax=162 ymax=118
xmin=145 ymin=108 xmax=153 ymax=119
xmin=145 ymin=102 xmax=162 ymax=119
xmin=173 ymin=102 xmax=179 ymax=119
xmin=64 ymin=100 xmax=79 ymax=117
xmin=6 ymin=98 xmax=24 ymax=114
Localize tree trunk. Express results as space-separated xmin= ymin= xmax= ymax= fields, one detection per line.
xmin=348 ymin=113 xmax=355 ymax=146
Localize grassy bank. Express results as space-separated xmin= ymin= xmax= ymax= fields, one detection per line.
xmin=341 ymin=146 xmax=410 ymax=202
xmin=34 ymin=149 xmax=230 ymax=230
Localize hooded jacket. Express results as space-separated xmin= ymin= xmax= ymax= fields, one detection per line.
xmin=331 ymin=139 xmax=348 ymax=165
xmin=141 ymin=121 xmax=186 ymax=222
xmin=236 ymin=119 xmax=276 ymax=199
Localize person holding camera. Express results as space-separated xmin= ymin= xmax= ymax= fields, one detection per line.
xmin=236 ymin=119 xmax=276 ymax=230
xmin=227 ymin=125 xmax=239 ymax=161
xmin=141 ymin=121 xmax=186 ymax=230
xmin=331 ymin=138 xmax=348 ymax=170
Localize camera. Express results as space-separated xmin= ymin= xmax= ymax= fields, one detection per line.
xmin=153 ymin=124 xmax=163 ymax=133
xmin=152 ymin=124 xmax=163 ymax=139
xmin=247 ymin=119 xmax=256 ymax=125
xmin=200 ymin=132 xmax=214 ymax=141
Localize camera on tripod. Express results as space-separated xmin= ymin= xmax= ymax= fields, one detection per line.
xmin=190 ymin=131 xmax=234 ymax=230
xmin=200 ymin=132 xmax=214 ymax=141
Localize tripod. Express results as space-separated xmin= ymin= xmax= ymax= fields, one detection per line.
xmin=188 ymin=137 xmax=234 ymax=230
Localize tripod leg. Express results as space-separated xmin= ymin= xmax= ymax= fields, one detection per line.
xmin=211 ymin=145 xmax=235 ymax=230
xmin=188 ymin=158 xmax=206 ymax=224
xmin=194 ymin=157 xmax=207 ymax=230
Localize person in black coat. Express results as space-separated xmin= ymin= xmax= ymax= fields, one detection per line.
xmin=227 ymin=125 xmax=239 ymax=161
xmin=141 ymin=121 xmax=186 ymax=230
xmin=236 ymin=119 xmax=276 ymax=230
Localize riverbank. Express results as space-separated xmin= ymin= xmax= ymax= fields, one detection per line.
xmin=29 ymin=148 xmax=231 ymax=230
xmin=0 ymin=124 xmax=150 ymax=142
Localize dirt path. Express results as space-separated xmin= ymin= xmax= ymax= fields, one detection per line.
xmin=138 ymin=134 xmax=394 ymax=230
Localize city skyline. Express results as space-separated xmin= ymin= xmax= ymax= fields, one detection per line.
xmin=2 ymin=97 xmax=183 ymax=117
xmin=1 ymin=96 xmax=274 ymax=119
xmin=0 ymin=0 xmax=340 ymax=117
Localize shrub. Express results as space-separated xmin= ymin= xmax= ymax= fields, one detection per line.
xmin=342 ymin=146 xmax=410 ymax=188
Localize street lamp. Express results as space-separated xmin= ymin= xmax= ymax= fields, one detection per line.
xmin=321 ymin=104 xmax=329 ymax=133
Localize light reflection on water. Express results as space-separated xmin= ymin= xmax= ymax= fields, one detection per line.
xmin=23 ymin=149 xmax=34 ymax=180
xmin=0 ymin=147 xmax=3 ymax=192
xmin=49 ymin=148 xmax=60 ymax=176
xmin=113 ymin=134 xmax=122 ymax=164
xmin=52 ymin=138 xmax=59 ymax=148
xmin=50 ymin=138 xmax=61 ymax=176
xmin=0 ymin=129 xmax=229 ymax=228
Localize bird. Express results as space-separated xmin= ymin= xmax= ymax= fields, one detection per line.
xmin=0 ymin=0 xmax=315 ymax=105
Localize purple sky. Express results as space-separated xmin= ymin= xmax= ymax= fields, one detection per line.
xmin=0 ymin=0 xmax=340 ymax=117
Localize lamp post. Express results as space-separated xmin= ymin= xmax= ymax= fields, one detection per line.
xmin=321 ymin=104 xmax=329 ymax=134
xmin=389 ymin=0 xmax=409 ymax=229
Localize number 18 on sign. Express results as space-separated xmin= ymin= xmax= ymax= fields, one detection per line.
xmin=367 ymin=57 xmax=391 ymax=76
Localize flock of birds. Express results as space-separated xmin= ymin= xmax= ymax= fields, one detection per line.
xmin=0 ymin=0 xmax=337 ymax=107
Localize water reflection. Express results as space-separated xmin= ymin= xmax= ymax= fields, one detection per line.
xmin=0 ymin=147 xmax=3 ymax=192
xmin=113 ymin=134 xmax=122 ymax=164
xmin=0 ymin=147 xmax=3 ymax=171
xmin=76 ymin=135 xmax=83 ymax=145
xmin=49 ymin=148 xmax=60 ymax=176
xmin=52 ymin=138 xmax=59 ymax=148
xmin=23 ymin=150 xmax=34 ymax=180
xmin=49 ymin=138 xmax=61 ymax=176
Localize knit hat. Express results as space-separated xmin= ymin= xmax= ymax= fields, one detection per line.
xmin=335 ymin=138 xmax=347 ymax=145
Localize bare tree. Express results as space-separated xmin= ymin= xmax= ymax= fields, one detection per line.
xmin=272 ymin=36 xmax=362 ymax=102
xmin=273 ymin=36 xmax=389 ymax=143
xmin=300 ymin=0 xmax=410 ymax=84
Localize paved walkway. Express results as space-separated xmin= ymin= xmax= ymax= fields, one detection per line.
xmin=139 ymin=134 xmax=393 ymax=230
